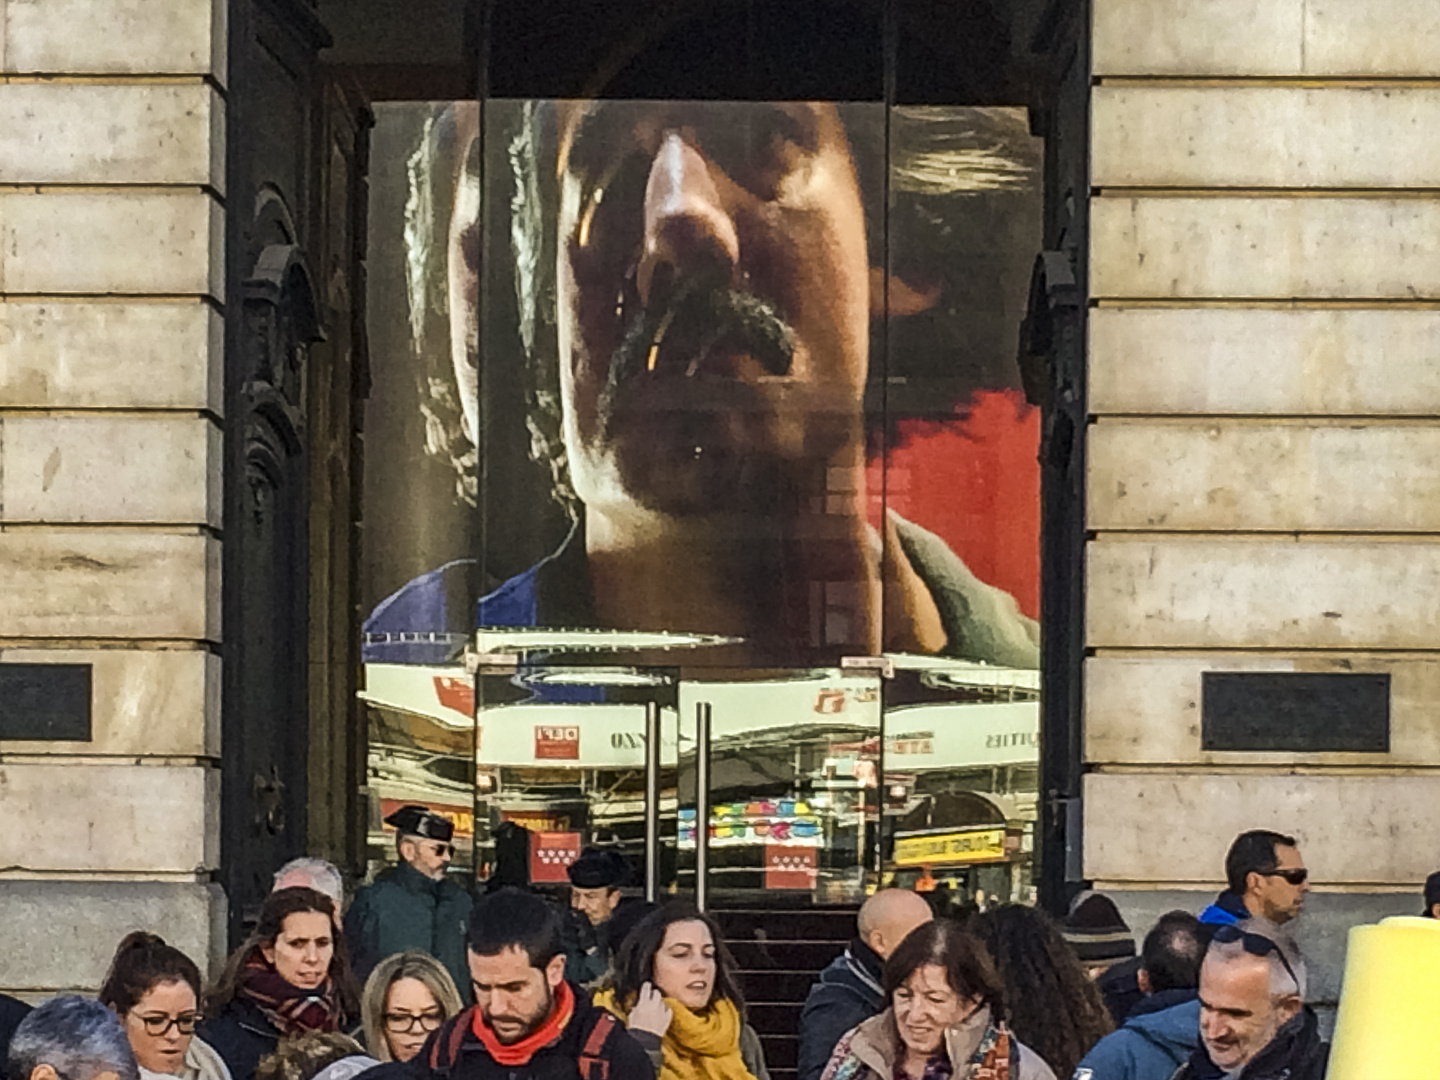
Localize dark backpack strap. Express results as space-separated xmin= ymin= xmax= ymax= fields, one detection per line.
xmin=577 ymin=1011 xmax=618 ymax=1080
xmin=428 ymin=1008 xmax=475 ymax=1075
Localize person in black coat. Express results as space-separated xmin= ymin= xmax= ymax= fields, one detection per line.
xmin=796 ymin=889 xmax=932 ymax=1080
xmin=0 ymin=994 xmax=33 ymax=1080
xmin=402 ymin=888 xmax=653 ymax=1080
xmin=199 ymin=888 xmax=362 ymax=1080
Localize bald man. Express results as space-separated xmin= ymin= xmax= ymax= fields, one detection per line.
xmin=797 ymin=889 xmax=934 ymax=1080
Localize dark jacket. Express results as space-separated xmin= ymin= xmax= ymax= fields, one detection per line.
xmin=798 ymin=939 xmax=886 ymax=1080
xmin=405 ymin=991 xmax=654 ymax=1080
xmin=1096 ymin=957 xmax=1145 ymax=1026
xmin=1073 ymin=993 xmax=1198 ymax=1080
xmin=1 ymin=994 xmax=33 ymax=1080
xmin=345 ymin=860 xmax=473 ymax=994
xmin=1166 ymin=1007 xmax=1327 ymax=1080
xmin=197 ymin=998 xmax=282 ymax=1080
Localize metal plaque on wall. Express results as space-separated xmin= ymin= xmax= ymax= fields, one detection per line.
xmin=0 ymin=664 xmax=93 ymax=742
xmin=1201 ymin=671 xmax=1390 ymax=754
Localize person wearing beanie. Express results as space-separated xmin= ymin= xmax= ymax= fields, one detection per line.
xmin=562 ymin=849 xmax=633 ymax=987
xmin=1062 ymin=892 xmax=1141 ymax=1025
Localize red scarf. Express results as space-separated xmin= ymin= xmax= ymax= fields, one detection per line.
xmin=238 ymin=955 xmax=344 ymax=1036
xmin=471 ymin=981 xmax=575 ymax=1066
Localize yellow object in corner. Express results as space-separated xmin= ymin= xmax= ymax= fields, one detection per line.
xmin=1326 ymin=916 xmax=1440 ymax=1079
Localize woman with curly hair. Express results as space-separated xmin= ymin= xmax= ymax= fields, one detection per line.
xmin=199 ymin=888 xmax=362 ymax=1080
xmin=821 ymin=918 xmax=1053 ymax=1080
xmin=967 ymin=905 xmax=1112 ymax=1079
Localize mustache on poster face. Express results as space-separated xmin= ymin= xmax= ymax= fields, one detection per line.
xmin=599 ymin=271 xmax=797 ymax=416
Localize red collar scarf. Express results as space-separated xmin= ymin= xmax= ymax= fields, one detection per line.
xmin=471 ymin=981 xmax=575 ymax=1066
xmin=238 ymin=955 xmax=344 ymax=1036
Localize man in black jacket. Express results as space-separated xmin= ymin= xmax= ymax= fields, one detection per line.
xmin=1167 ymin=927 xmax=1327 ymax=1080
xmin=405 ymin=887 xmax=653 ymax=1080
xmin=796 ymin=889 xmax=932 ymax=1080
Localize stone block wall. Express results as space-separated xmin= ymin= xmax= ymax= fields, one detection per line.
xmin=0 ymin=0 xmax=227 ymax=993
xmin=1086 ymin=0 xmax=1440 ymax=1009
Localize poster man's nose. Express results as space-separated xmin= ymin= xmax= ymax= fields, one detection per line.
xmin=638 ymin=133 xmax=740 ymax=306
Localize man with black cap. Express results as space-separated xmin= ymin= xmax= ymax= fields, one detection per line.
xmin=562 ymin=849 xmax=632 ymax=986
xmin=345 ymin=804 xmax=473 ymax=993
xmin=1062 ymin=892 xmax=1141 ymax=1024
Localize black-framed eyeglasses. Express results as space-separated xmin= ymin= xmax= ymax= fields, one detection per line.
xmin=1261 ymin=867 xmax=1308 ymax=886
xmin=1210 ymin=925 xmax=1300 ymax=990
xmin=134 ymin=1013 xmax=199 ymax=1037
xmin=382 ymin=1010 xmax=445 ymax=1035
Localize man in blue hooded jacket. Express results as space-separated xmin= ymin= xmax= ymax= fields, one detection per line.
xmin=1198 ymin=831 xmax=1308 ymax=930
xmin=1072 ymin=912 xmax=1209 ymax=1080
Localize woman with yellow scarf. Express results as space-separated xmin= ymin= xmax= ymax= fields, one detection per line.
xmin=594 ymin=902 xmax=769 ymax=1080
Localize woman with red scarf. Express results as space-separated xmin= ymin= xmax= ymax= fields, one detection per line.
xmin=200 ymin=888 xmax=362 ymax=1080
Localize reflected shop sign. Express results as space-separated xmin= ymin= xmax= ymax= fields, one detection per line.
xmin=892 ymin=827 xmax=1007 ymax=867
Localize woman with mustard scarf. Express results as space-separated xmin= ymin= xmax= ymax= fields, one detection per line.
xmin=595 ymin=902 xmax=769 ymax=1080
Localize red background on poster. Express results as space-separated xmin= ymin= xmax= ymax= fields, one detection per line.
xmin=868 ymin=390 xmax=1040 ymax=620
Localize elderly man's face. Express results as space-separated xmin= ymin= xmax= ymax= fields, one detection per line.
xmin=555 ymin=101 xmax=871 ymax=516
xmin=1198 ymin=953 xmax=1300 ymax=1072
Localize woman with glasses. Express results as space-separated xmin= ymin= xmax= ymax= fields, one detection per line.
xmin=100 ymin=932 xmax=231 ymax=1080
xmin=358 ymin=952 xmax=461 ymax=1063
xmin=200 ymin=888 xmax=362 ymax=1080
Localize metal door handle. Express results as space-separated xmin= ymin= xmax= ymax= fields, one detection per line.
xmin=695 ymin=702 xmax=712 ymax=911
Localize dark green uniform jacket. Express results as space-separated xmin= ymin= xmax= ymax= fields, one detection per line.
xmin=345 ymin=860 xmax=473 ymax=994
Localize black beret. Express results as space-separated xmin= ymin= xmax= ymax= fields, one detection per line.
xmin=384 ymin=804 xmax=455 ymax=843
xmin=567 ymin=848 xmax=631 ymax=889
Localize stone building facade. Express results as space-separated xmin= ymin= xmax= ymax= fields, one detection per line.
xmin=1 ymin=0 xmax=1437 ymax=1013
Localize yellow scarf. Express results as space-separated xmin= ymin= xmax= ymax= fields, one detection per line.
xmin=595 ymin=988 xmax=758 ymax=1080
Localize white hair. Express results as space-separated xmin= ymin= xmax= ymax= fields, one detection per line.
xmin=1207 ymin=938 xmax=1305 ymax=1000
xmin=273 ymin=856 xmax=345 ymax=910
xmin=8 ymin=996 xmax=138 ymax=1080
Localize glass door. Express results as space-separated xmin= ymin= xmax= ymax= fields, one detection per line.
xmin=471 ymin=661 xmax=680 ymax=899
xmin=679 ymin=668 xmax=883 ymax=908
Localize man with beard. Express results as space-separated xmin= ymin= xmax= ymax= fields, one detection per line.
xmin=404 ymin=887 xmax=653 ymax=1080
xmin=365 ymin=100 xmax=1039 ymax=671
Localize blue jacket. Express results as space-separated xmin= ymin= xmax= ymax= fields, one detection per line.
xmin=1072 ymin=994 xmax=1199 ymax=1080
xmin=797 ymin=940 xmax=887 ymax=1080
xmin=1197 ymin=891 xmax=1249 ymax=927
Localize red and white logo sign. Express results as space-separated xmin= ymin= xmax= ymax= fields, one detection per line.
xmin=765 ymin=844 xmax=817 ymax=890
xmin=529 ymin=831 xmax=582 ymax=883
xmin=534 ymin=724 xmax=580 ymax=760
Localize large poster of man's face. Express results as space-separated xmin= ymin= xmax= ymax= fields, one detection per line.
xmin=362 ymin=99 xmax=1041 ymax=672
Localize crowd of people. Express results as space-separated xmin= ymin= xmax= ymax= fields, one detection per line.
xmin=3 ymin=809 xmax=1437 ymax=1080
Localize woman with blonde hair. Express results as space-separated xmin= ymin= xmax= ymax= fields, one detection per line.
xmin=358 ymin=952 xmax=463 ymax=1063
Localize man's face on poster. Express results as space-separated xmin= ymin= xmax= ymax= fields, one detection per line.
xmin=554 ymin=101 xmax=871 ymax=517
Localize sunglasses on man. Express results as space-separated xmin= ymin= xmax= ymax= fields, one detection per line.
xmin=1260 ymin=867 xmax=1307 ymax=886
xmin=1210 ymin=925 xmax=1301 ymax=990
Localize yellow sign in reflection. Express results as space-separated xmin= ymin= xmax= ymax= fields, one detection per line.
xmin=893 ymin=827 xmax=1006 ymax=866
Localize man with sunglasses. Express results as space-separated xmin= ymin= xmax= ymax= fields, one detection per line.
xmin=1199 ymin=831 xmax=1310 ymax=931
xmin=1164 ymin=926 xmax=1327 ymax=1080
xmin=346 ymin=805 xmax=473 ymax=997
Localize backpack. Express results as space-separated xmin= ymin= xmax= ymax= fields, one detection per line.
xmin=426 ymin=1005 xmax=621 ymax=1080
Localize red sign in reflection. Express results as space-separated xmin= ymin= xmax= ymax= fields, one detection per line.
xmin=433 ymin=677 xmax=475 ymax=717
xmin=530 ymin=831 xmax=581 ymax=883
xmin=766 ymin=844 xmax=817 ymax=890
xmin=535 ymin=724 xmax=580 ymax=760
